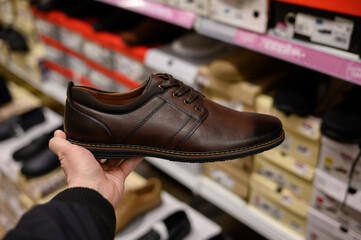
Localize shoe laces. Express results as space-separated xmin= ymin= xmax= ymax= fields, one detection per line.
xmin=158 ymin=74 xmax=204 ymax=112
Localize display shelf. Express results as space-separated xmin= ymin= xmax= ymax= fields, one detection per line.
xmin=97 ymin=0 xmax=361 ymax=85
xmin=145 ymin=157 xmax=304 ymax=240
xmin=195 ymin=17 xmax=361 ymax=86
xmin=0 ymin=61 xmax=66 ymax=104
xmin=97 ymin=0 xmax=196 ymax=29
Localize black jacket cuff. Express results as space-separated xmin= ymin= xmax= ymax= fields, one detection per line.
xmin=52 ymin=187 xmax=116 ymax=237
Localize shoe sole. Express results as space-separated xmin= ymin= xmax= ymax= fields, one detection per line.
xmin=67 ymin=130 xmax=284 ymax=163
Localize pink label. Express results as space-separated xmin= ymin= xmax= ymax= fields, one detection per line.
xmin=234 ymin=28 xmax=361 ymax=85
xmin=99 ymin=0 xmax=196 ymax=28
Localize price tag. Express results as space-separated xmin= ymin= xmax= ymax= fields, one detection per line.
xmin=295 ymin=13 xmax=315 ymax=37
xmin=311 ymin=16 xmax=353 ymax=50
xmin=293 ymin=161 xmax=309 ymax=176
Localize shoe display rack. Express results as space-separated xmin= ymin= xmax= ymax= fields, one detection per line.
xmin=98 ymin=0 xmax=361 ymax=86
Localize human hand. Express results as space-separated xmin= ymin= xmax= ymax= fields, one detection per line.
xmin=49 ymin=130 xmax=143 ymax=207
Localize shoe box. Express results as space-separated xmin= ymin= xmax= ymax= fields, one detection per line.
xmin=255 ymin=148 xmax=315 ymax=202
xmin=196 ymin=64 xmax=283 ymax=112
xmin=209 ymin=0 xmax=270 ymax=33
xmin=318 ymin=136 xmax=361 ymax=190
xmin=314 ymin=169 xmax=361 ymax=214
xmin=0 ymin=0 xmax=15 ymax=26
xmin=201 ymin=86 xmax=252 ymax=112
xmin=0 ymin=81 xmax=41 ymax=122
xmin=311 ymin=186 xmax=361 ymax=236
xmin=179 ymin=0 xmax=210 ymax=16
xmin=249 ymin=173 xmax=308 ymax=237
xmin=32 ymin=7 xmax=149 ymax=88
xmin=274 ymin=0 xmax=361 ymax=18
xmin=255 ymin=91 xmax=322 ymax=167
xmin=0 ymin=1 xmax=44 ymax=83
xmin=116 ymin=173 xmax=222 ymax=239
xmin=202 ymin=157 xmax=252 ymax=199
xmin=273 ymin=108 xmax=322 ymax=167
xmin=306 ymin=207 xmax=361 ymax=240
xmin=145 ymin=35 xmax=230 ymax=87
xmin=270 ymin=1 xmax=361 ymax=57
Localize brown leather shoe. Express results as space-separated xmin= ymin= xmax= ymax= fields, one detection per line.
xmin=64 ymin=73 xmax=284 ymax=163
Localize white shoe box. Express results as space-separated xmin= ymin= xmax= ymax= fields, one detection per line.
xmin=307 ymin=207 xmax=361 ymax=240
xmin=318 ymin=136 xmax=361 ymax=190
xmin=311 ymin=186 xmax=361 ymax=235
xmin=314 ymin=169 xmax=361 ymax=213
xmin=209 ymin=0 xmax=269 ymax=33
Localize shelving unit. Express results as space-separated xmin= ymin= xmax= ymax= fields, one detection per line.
xmin=0 ymin=61 xmax=66 ymax=105
xmin=146 ymin=157 xmax=303 ymax=240
xmin=97 ymin=0 xmax=361 ymax=86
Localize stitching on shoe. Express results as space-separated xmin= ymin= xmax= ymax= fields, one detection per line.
xmin=175 ymin=108 xmax=209 ymax=151
xmin=163 ymin=115 xmax=192 ymax=149
xmin=158 ymin=94 xmax=201 ymax=120
xmin=68 ymin=131 xmax=284 ymax=158
xmin=123 ymin=100 xmax=166 ymax=143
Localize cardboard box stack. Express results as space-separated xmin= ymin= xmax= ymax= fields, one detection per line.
xmin=197 ymin=48 xmax=290 ymax=201
xmin=248 ymin=93 xmax=319 ymax=238
xmin=0 ymin=0 xmax=44 ymax=83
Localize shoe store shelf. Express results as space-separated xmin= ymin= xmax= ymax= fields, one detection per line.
xmin=146 ymin=157 xmax=304 ymax=240
xmin=0 ymin=61 xmax=67 ymax=105
xmin=97 ymin=0 xmax=197 ymax=29
xmin=98 ymin=0 xmax=361 ymax=86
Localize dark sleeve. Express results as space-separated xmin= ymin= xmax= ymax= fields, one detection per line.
xmin=3 ymin=187 xmax=116 ymax=240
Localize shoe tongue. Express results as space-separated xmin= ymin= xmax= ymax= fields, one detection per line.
xmin=142 ymin=73 xmax=170 ymax=94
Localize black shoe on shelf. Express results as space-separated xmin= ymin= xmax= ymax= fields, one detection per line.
xmin=62 ymin=0 xmax=111 ymax=19
xmin=273 ymin=68 xmax=329 ymax=117
xmin=21 ymin=148 xmax=60 ymax=178
xmin=92 ymin=8 xmax=145 ymax=32
xmin=37 ymin=0 xmax=73 ymax=12
xmin=137 ymin=210 xmax=191 ymax=240
xmin=0 ymin=107 xmax=45 ymax=141
xmin=7 ymin=28 xmax=29 ymax=52
xmin=321 ymin=85 xmax=361 ymax=143
xmin=13 ymin=125 xmax=63 ymax=161
xmin=0 ymin=76 xmax=12 ymax=106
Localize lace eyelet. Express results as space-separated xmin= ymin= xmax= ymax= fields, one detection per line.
xmin=184 ymin=100 xmax=191 ymax=105
xmin=158 ymin=84 xmax=164 ymax=89
xmin=172 ymin=92 xmax=178 ymax=98
xmin=195 ymin=106 xmax=201 ymax=112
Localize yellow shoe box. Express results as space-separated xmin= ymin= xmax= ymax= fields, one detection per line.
xmin=197 ymin=65 xmax=283 ymax=109
xmin=255 ymin=150 xmax=314 ymax=202
xmin=273 ymin=109 xmax=322 ymax=167
xmin=0 ymin=81 xmax=41 ymax=122
xmin=202 ymin=157 xmax=252 ymax=199
xmin=201 ymin=87 xmax=254 ymax=113
xmin=255 ymin=93 xmax=322 ymax=167
xmin=250 ymin=173 xmax=308 ymax=237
